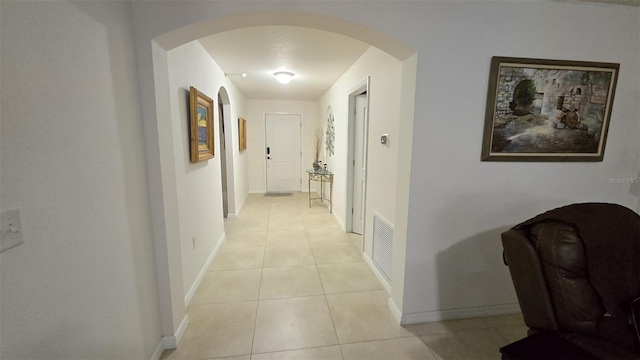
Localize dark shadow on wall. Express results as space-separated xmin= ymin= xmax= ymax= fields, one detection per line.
xmin=430 ymin=193 xmax=562 ymax=317
xmin=72 ymin=2 xmax=163 ymax=357
xmin=436 ymin=226 xmax=518 ymax=313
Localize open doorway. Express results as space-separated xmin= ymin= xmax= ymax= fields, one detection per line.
xmin=146 ymin=10 xmax=417 ymax=342
xmin=217 ymin=97 xmax=228 ymax=218
xmin=347 ymin=78 xmax=370 ymax=236
xmin=218 ymin=87 xmax=236 ymax=217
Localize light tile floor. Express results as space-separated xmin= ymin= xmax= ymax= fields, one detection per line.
xmin=162 ymin=192 xmax=528 ymax=360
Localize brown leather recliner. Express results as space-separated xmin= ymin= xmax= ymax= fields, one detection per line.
xmin=502 ymin=219 xmax=640 ymax=359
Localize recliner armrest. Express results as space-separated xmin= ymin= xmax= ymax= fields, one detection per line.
xmin=502 ymin=229 xmax=559 ymax=331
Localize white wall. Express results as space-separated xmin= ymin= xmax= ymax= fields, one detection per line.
xmin=4 ymin=3 xmax=631 ymax=356
xmin=167 ymin=40 xmax=247 ymax=297
xmin=245 ymin=99 xmax=319 ymax=193
xmin=399 ymin=1 xmax=640 ymax=321
xmin=0 ymin=1 xmax=162 ymax=358
xmin=318 ymin=47 xmax=403 ymax=251
xmin=232 ymin=101 xmax=250 ymax=214
xmin=131 ymin=0 xmax=640 ymax=327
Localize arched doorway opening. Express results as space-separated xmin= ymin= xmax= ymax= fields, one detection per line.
xmin=146 ymin=11 xmax=417 ymax=346
xmin=217 ymin=87 xmax=236 ymax=218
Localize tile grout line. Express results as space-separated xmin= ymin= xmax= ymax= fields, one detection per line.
xmin=305 ymin=208 xmax=345 ymax=360
xmin=248 ymin=202 xmax=269 ymax=356
xmin=181 ymin=195 xmax=382 ymax=359
xmin=250 ymin=344 xmax=344 ymax=358
xmin=422 ymin=337 xmax=440 ymax=360
xmin=317 ymin=263 xmax=345 ymax=360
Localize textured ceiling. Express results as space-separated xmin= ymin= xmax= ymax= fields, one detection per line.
xmin=199 ymin=26 xmax=370 ymax=101
xmin=198 ymin=2 xmax=637 ymax=100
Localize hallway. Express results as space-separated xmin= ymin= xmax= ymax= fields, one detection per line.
xmin=161 ymin=193 xmax=527 ymax=360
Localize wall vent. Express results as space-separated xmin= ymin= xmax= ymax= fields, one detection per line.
xmin=372 ymin=212 xmax=394 ymax=282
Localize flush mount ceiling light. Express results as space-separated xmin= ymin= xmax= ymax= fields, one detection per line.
xmin=274 ymin=71 xmax=294 ymax=84
xmin=226 ymin=72 xmax=247 ymax=78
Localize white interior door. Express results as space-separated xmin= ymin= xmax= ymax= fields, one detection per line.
xmin=352 ymin=94 xmax=368 ymax=234
xmin=265 ymin=114 xmax=301 ymax=192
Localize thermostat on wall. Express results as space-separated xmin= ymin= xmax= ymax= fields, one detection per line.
xmin=380 ymin=134 xmax=389 ymax=145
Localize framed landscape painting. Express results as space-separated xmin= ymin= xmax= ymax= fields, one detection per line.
xmin=189 ymin=86 xmax=214 ymax=163
xmin=481 ymin=57 xmax=619 ymax=162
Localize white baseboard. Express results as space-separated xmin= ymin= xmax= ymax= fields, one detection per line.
xmin=399 ymin=303 xmax=522 ymax=325
xmin=150 ymin=339 xmax=164 ymax=360
xmin=227 ymin=213 xmax=237 ymax=219
xmin=362 ymin=252 xmax=391 ymax=294
xmin=362 ymin=247 xmax=521 ymax=327
xmin=388 ymin=297 xmax=403 ymax=324
xmin=162 ymin=314 xmax=189 ymax=349
xmin=184 ymin=232 xmax=226 ymax=306
xmin=332 ymin=211 xmax=346 ymax=232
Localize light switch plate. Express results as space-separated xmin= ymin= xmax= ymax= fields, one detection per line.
xmin=1 ymin=209 xmax=24 ymax=252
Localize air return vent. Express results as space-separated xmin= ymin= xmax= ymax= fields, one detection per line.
xmin=372 ymin=212 xmax=394 ymax=282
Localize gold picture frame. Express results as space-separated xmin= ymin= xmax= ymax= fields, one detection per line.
xmin=189 ymin=86 xmax=214 ymax=163
xmin=238 ymin=117 xmax=247 ymax=152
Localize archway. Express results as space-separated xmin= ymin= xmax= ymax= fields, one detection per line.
xmin=217 ymin=87 xmax=236 ymax=218
xmin=148 ymin=11 xmax=417 ymax=346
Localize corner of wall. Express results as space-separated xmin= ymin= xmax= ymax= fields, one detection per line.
xmin=390 ymin=53 xmax=418 ymax=317
xmin=161 ymin=314 xmax=190 ymax=349
xmin=184 ymin=233 xmax=226 ymax=306
xmin=150 ymin=341 xmax=165 ymax=360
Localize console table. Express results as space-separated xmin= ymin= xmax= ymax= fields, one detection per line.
xmin=307 ymin=170 xmax=333 ymax=213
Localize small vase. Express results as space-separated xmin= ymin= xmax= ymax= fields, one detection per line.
xmin=313 ymin=160 xmax=321 ymax=172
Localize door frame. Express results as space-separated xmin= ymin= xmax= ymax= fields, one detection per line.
xmin=218 ymin=87 xmax=236 ymax=217
xmin=263 ymin=112 xmax=303 ymax=193
xmin=346 ymin=77 xmax=370 ymax=233
xmin=217 ymin=100 xmax=228 ymax=218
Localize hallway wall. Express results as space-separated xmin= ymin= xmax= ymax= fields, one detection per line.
xmin=400 ymin=1 xmax=640 ymax=321
xmin=166 ymin=40 xmax=248 ymax=299
xmin=0 ymin=2 xmax=162 ymax=358
xmin=318 ymin=47 xmax=402 ymax=247
xmin=245 ymin=99 xmax=319 ymax=193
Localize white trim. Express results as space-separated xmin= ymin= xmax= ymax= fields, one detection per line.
xmin=184 ymin=233 xmax=226 ymax=306
xmin=218 ymin=98 xmax=236 ymax=216
xmin=346 ymin=77 xmax=370 ymax=234
xmin=387 ymin=297 xmax=403 ymax=324
xmin=232 ymin=192 xmax=245 ymax=217
xmin=234 ymin=187 xmax=250 ymax=215
xmin=398 ymin=303 xmax=522 ymax=326
xmin=362 ymin=252 xmax=391 ymax=294
xmin=162 ymin=314 xmax=190 ymax=349
xmin=299 ymin=112 xmax=305 ymax=193
xmin=332 ymin=211 xmax=346 ymax=232
xmin=150 ymin=340 xmax=165 ymax=360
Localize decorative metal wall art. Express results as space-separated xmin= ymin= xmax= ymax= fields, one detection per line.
xmin=326 ymin=109 xmax=335 ymax=157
